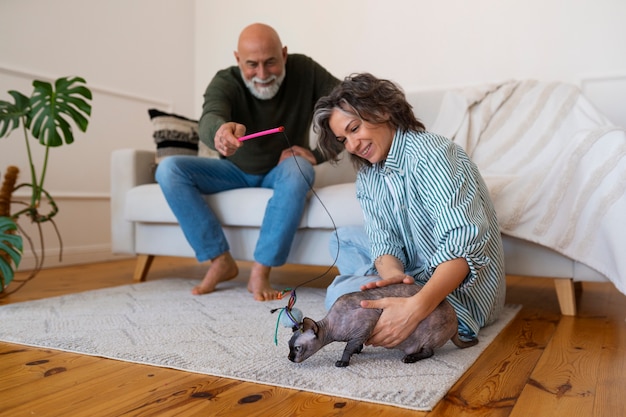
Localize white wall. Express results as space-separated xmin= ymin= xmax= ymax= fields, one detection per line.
xmin=0 ymin=0 xmax=196 ymax=269
xmin=1 ymin=0 xmax=625 ymax=270
xmin=195 ymin=0 xmax=626 ymax=112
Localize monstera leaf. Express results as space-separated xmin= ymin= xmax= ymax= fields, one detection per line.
xmin=0 ymin=76 xmax=92 ymax=146
xmin=0 ymin=76 xmax=93 ymax=206
xmin=0 ymin=90 xmax=30 ymax=138
xmin=0 ymin=216 xmax=22 ymax=291
xmin=28 ymin=76 xmax=92 ymax=146
xmin=0 ymin=76 xmax=92 ymax=293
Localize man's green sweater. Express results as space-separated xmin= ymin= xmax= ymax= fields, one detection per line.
xmin=198 ymin=54 xmax=339 ymax=175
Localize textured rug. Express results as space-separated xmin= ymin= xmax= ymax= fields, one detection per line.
xmin=0 ymin=278 xmax=520 ymax=411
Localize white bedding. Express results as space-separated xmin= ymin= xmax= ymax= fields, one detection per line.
xmin=431 ymin=79 xmax=626 ymax=295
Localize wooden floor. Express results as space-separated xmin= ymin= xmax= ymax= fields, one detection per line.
xmin=1 ymin=257 xmax=625 ymax=417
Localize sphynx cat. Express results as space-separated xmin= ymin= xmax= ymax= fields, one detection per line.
xmin=288 ymin=283 xmax=478 ymax=367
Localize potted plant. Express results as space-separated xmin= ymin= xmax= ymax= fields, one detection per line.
xmin=0 ymin=76 xmax=92 ymax=294
xmin=0 ymin=215 xmax=22 ymax=292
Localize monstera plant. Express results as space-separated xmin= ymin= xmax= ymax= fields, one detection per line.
xmin=0 ymin=76 xmax=92 ymax=294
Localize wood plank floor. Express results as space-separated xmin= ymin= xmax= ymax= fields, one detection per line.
xmin=1 ymin=256 xmax=625 ymax=417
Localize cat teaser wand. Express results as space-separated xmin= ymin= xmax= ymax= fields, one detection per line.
xmin=238 ymin=126 xmax=285 ymax=142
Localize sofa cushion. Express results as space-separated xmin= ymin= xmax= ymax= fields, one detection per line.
xmin=124 ymin=184 xmax=307 ymax=228
xmin=148 ymin=109 xmax=221 ymax=163
xmin=306 ymin=182 xmax=363 ymax=228
xmin=312 ymin=153 xmax=357 ymax=188
xmin=125 ymin=184 xmax=177 ymax=223
xmin=205 ymin=188 xmax=302 ymax=227
xmin=149 ymin=109 xmax=200 ymax=163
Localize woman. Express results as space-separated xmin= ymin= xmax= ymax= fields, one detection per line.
xmin=313 ymin=73 xmax=505 ymax=348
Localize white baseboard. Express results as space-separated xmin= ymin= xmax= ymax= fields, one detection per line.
xmin=16 ymin=244 xmax=133 ymax=271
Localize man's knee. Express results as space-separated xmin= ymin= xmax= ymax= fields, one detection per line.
xmin=281 ymin=156 xmax=314 ymax=184
xmin=155 ymin=157 xmax=177 ymax=184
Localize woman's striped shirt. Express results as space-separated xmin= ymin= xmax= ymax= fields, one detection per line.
xmin=356 ymin=130 xmax=506 ymax=336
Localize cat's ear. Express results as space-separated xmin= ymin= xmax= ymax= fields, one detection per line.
xmin=301 ymin=317 xmax=318 ymax=334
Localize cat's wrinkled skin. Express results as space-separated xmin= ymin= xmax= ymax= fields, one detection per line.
xmin=288 ymin=283 xmax=478 ymax=367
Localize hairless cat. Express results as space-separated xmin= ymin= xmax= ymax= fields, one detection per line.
xmin=288 ymin=283 xmax=478 ymax=367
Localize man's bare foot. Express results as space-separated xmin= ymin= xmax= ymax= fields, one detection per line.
xmin=247 ymin=262 xmax=281 ymax=301
xmin=192 ymin=252 xmax=239 ymax=295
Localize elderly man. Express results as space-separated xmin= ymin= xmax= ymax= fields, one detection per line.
xmin=156 ymin=23 xmax=339 ymax=300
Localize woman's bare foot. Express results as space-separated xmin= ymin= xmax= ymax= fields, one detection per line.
xmin=247 ymin=262 xmax=281 ymax=301
xmin=192 ymin=252 xmax=239 ymax=295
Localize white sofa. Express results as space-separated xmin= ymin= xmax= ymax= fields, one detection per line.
xmin=111 ymin=89 xmax=608 ymax=316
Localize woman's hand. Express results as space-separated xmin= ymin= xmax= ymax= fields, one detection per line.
xmin=360 ymin=258 xmax=471 ymax=348
xmin=360 ymin=274 xmax=413 ymax=291
xmin=360 ymin=295 xmax=425 ymax=348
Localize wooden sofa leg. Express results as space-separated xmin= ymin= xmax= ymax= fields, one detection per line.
xmin=134 ymin=255 xmax=155 ymax=282
xmin=554 ymin=278 xmax=577 ymax=316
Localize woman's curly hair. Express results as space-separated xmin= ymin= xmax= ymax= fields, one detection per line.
xmin=313 ymin=73 xmax=424 ymax=169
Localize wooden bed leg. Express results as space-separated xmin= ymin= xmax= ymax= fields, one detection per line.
xmin=133 ymin=254 xmax=155 ymax=282
xmin=554 ymin=278 xmax=577 ymax=316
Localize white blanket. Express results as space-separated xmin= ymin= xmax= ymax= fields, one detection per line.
xmin=431 ymin=79 xmax=626 ymax=295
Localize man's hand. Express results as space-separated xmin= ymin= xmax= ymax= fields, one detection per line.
xmin=214 ymin=122 xmax=245 ymax=156
xmin=278 ymin=145 xmax=316 ymax=165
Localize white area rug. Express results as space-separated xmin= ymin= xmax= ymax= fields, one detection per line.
xmin=0 ymin=279 xmax=520 ymax=411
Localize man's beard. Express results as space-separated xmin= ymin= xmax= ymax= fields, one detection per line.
xmin=243 ymin=70 xmax=286 ymax=100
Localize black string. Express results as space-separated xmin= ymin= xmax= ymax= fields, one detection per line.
xmin=279 ymin=131 xmax=340 ymax=289
xmin=270 ymin=131 xmax=342 ymax=342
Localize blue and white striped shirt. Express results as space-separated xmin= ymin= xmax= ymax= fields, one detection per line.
xmin=356 ymin=130 xmax=506 ymax=335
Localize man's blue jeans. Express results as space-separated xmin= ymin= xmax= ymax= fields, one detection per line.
xmin=155 ymin=155 xmax=315 ymax=267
